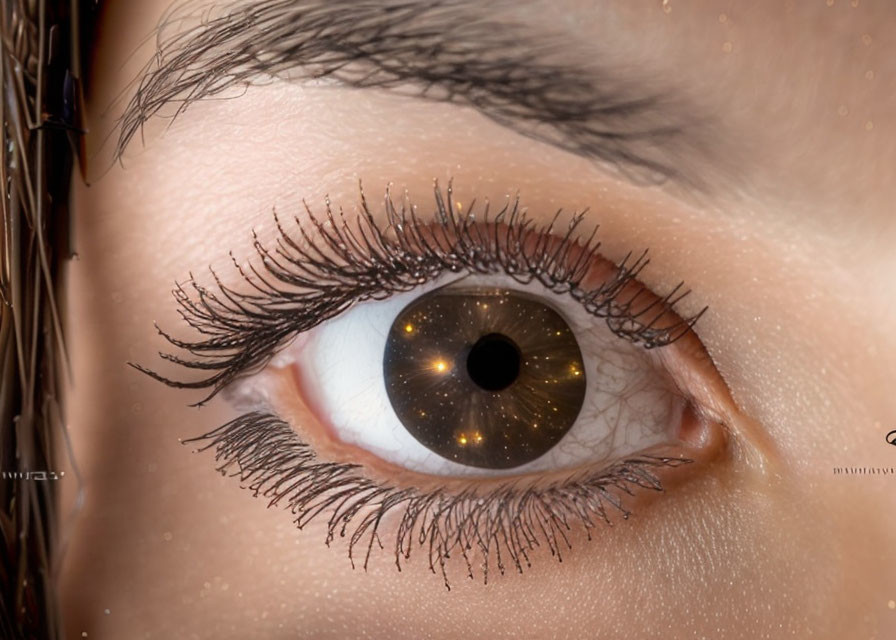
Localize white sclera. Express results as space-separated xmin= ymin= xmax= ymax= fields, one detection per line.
xmin=294 ymin=273 xmax=684 ymax=477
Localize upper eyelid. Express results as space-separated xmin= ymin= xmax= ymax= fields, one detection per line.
xmin=130 ymin=182 xmax=705 ymax=404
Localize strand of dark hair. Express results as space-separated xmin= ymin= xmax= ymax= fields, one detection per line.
xmin=0 ymin=1 xmax=95 ymax=637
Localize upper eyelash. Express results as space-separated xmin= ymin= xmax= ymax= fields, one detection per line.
xmin=132 ymin=180 xmax=705 ymax=404
xmin=186 ymin=411 xmax=692 ymax=589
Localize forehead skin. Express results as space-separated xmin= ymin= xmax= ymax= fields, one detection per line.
xmin=61 ymin=1 xmax=896 ymax=639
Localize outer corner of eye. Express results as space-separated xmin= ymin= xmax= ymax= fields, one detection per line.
xmin=278 ymin=270 xmax=731 ymax=494
xmin=648 ymin=326 xmax=737 ymax=467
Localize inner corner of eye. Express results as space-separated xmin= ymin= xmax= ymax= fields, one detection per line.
xmin=270 ymin=273 xmax=718 ymax=481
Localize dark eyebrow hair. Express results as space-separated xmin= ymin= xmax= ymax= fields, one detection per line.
xmin=116 ymin=0 xmax=718 ymax=188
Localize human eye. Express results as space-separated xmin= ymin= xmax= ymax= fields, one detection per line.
xmin=134 ymin=180 xmax=727 ymax=587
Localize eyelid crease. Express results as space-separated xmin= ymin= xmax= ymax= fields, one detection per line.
xmin=130 ymin=180 xmax=706 ymax=406
xmin=182 ymin=410 xmax=694 ymax=589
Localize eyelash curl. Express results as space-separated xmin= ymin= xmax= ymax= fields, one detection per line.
xmin=135 ymin=180 xmax=705 ymax=587
xmin=133 ymin=180 xmax=705 ymax=405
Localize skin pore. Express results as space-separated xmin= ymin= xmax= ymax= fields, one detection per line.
xmin=61 ymin=1 xmax=896 ymax=638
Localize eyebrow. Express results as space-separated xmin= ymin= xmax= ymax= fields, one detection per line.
xmin=117 ymin=0 xmax=719 ymax=188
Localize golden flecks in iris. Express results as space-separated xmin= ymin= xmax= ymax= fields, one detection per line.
xmin=569 ymin=363 xmax=582 ymax=377
xmin=455 ymin=431 xmax=484 ymax=447
xmin=722 ymin=41 xmax=733 ymax=54
xmin=384 ymin=287 xmax=586 ymax=469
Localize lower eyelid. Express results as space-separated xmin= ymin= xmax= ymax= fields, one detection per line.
xmin=184 ymin=409 xmax=713 ymax=587
xmin=177 ymin=325 xmax=733 ymax=589
xmin=231 ymin=342 xmax=726 ymax=493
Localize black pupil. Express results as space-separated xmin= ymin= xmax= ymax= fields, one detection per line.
xmin=466 ymin=333 xmax=521 ymax=391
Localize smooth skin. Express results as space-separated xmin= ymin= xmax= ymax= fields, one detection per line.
xmin=61 ymin=1 xmax=896 ymax=638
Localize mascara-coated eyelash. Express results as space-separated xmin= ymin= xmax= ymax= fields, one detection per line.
xmin=185 ymin=411 xmax=691 ymax=589
xmin=133 ymin=181 xmax=705 ymax=405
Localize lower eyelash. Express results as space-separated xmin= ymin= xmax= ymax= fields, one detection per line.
xmin=186 ymin=411 xmax=692 ymax=589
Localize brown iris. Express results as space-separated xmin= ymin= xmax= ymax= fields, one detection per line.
xmin=383 ymin=287 xmax=587 ymax=469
